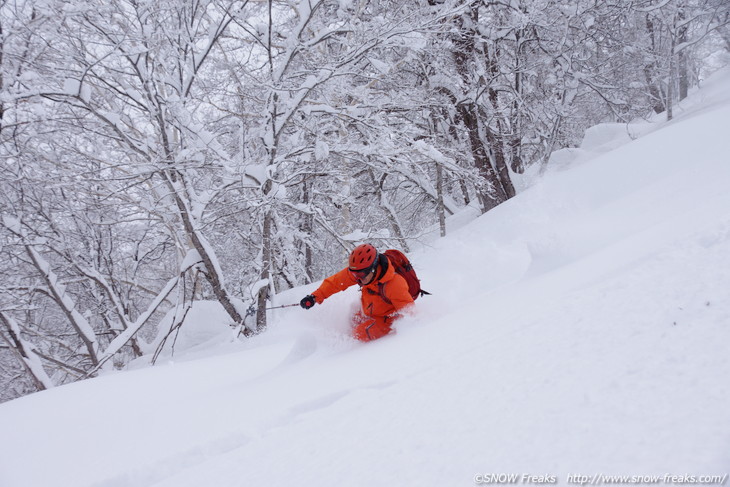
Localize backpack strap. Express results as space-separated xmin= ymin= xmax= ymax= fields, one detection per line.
xmin=365 ymin=283 xmax=392 ymax=305
xmin=378 ymin=282 xmax=391 ymax=305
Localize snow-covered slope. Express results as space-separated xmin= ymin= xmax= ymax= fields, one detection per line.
xmin=2 ymin=70 xmax=730 ymax=487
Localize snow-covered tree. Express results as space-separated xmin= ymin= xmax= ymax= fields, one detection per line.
xmin=1 ymin=0 xmax=727 ymax=402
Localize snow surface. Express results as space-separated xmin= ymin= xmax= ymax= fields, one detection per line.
xmin=2 ymin=69 xmax=730 ymax=487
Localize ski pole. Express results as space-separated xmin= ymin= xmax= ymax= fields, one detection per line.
xmin=265 ymin=303 xmax=300 ymax=311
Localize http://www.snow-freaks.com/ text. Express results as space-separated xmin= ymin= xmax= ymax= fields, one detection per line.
xmin=473 ymin=474 xmax=728 ymax=486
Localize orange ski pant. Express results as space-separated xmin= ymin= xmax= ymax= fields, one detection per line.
xmin=351 ymin=311 xmax=393 ymax=342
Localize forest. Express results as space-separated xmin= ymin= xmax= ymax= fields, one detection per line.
xmin=1 ymin=0 xmax=728 ymax=402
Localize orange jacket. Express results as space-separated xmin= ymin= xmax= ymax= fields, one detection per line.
xmin=312 ymin=257 xmax=414 ymax=318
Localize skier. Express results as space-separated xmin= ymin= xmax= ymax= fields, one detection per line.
xmin=300 ymin=243 xmax=414 ymax=341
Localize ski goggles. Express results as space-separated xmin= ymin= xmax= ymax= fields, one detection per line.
xmin=349 ymin=263 xmax=376 ymax=282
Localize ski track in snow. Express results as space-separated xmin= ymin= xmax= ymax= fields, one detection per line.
xmin=93 ymin=379 xmax=400 ymax=487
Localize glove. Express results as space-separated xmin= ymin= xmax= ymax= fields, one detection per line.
xmin=300 ymin=295 xmax=316 ymax=310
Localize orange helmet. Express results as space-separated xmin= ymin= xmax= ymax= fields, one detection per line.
xmin=349 ymin=243 xmax=378 ymax=271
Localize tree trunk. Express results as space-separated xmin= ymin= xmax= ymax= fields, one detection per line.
xmin=677 ymin=8 xmax=689 ymax=101
xmin=301 ymin=180 xmax=314 ymax=281
xmin=484 ymin=124 xmax=515 ymax=200
xmin=719 ymin=24 xmax=730 ymax=52
xmin=163 ymin=171 xmax=250 ymax=335
xmin=644 ymin=15 xmax=667 ymax=114
xmin=436 ymin=163 xmax=447 ymax=237
xmin=256 ymin=210 xmax=274 ymax=333
xmin=667 ymin=36 xmax=675 ymax=121
xmin=483 ymin=35 xmax=516 ymax=199
xmin=23 ymin=244 xmax=100 ymax=366
xmin=457 ymin=102 xmax=506 ymax=212
xmin=0 ymin=312 xmax=53 ymax=391
xmin=510 ymin=23 xmax=525 ymax=174
xmin=450 ymin=3 xmax=512 ymax=212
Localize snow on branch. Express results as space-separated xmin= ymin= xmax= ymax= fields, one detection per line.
xmin=0 ymin=312 xmax=54 ymax=390
xmin=89 ymin=274 xmax=179 ymax=375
